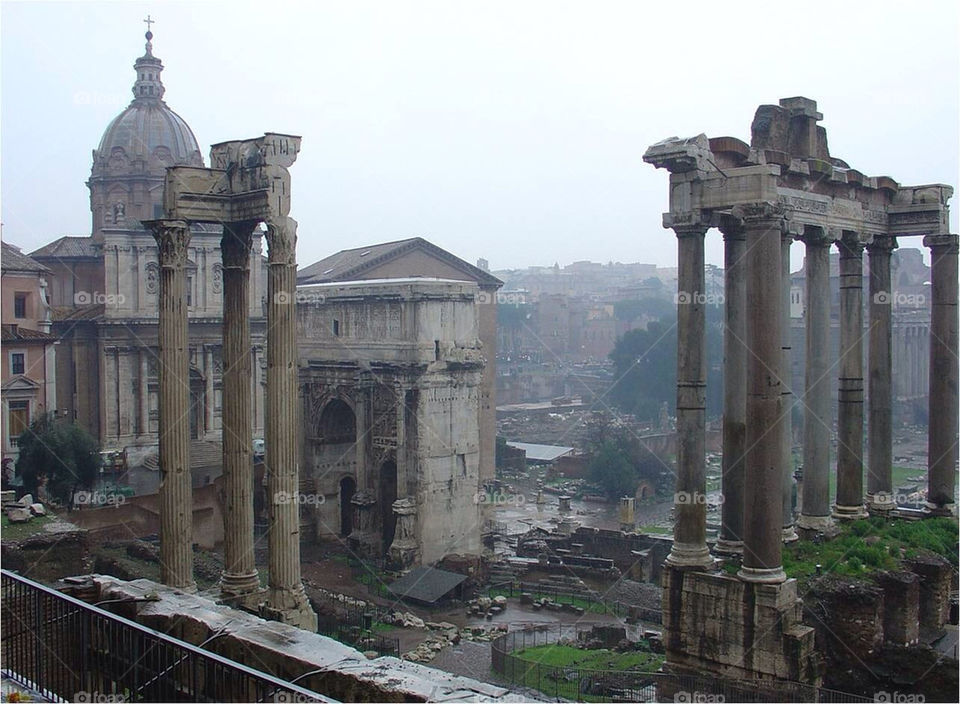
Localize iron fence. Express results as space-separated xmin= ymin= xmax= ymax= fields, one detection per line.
xmin=311 ymin=589 xmax=400 ymax=657
xmin=1 ymin=569 xmax=334 ymax=702
xmin=491 ymin=624 xmax=874 ymax=703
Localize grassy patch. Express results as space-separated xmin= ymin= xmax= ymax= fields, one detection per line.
xmin=1 ymin=513 xmax=55 ymax=542
xmin=783 ymin=515 xmax=957 ymax=582
xmin=638 ymin=525 xmax=671 ymax=535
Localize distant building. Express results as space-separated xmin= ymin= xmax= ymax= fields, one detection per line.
xmin=1 ymin=241 xmax=57 ymax=464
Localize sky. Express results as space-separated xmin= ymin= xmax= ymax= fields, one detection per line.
xmin=2 ymin=0 xmax=958 ymax=272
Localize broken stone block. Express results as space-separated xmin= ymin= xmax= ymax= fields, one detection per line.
xmin=17 ymin=494 xmax=34 ymax=507
xmin=29 ymin=503 xmax=46 ymax=516
xmin=6 ymin=506 xmax=32 ymax=523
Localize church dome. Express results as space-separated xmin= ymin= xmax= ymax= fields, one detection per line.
xmin=92 ymin=30 xmax=203 ymax=170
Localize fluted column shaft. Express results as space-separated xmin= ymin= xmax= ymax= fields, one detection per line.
xmin=780 ymin=233 xmax=797 ymax=540
xmin=138 ymin=351 xmax=150 ymax=436
xmin=220 ymin=222 xmax=260 ymax=603
xmin=834 ymin=232 xmax=867 ymax=519
xmin=739 ymin=205 xmax=785 ymax=584
xmin=924 ymin=234 xmax=959 ymax=515
xmin=867 ymin=236 xmax=896 ymax=512
xmin=265 ymin=217 xmax=316 ymax=629
xmin=149 ymin=220 xmax=195 ymax=591
xmin=798 ymin=231 xmax=833 ymax=529
xmin=717 ymin=223 xmax=746 ymax=554
xmin=665 ymin=225 xmax=711 ymax=569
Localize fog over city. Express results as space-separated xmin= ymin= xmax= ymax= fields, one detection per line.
xmin=2 ymin=0 xmax=957 ymax=270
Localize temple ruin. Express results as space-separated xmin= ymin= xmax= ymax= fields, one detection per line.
xmin=147 ymin=133 xmax=316 ymax=629
xmin=644 ymin=96 xmax=957 ymax=685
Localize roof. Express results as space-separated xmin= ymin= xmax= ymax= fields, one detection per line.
xmin=297 ymin=237 xmax=502 ymax=288
xmin=1 ymin=241 xmax=50 ymax=274
xmin=52 ymin=304 xmax=105 ymax=322
xmin=1 ymin=324 xmax=56 ymax=343
xmin=386 ymin=566 xmax=467 ymax=604
xmin=30 ymin=236 xmax=99 ymax=260
xmin=505 ymin=442 xmax=575 ymax=462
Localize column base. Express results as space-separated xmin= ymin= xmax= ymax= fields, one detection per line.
xmin=923 ymin=501 xmax=956 ymax=518
xmin=832 ymin=503 xmax=868 ymax=520
xmin=665 ymin=541 xmax=713 ymax=569
xmin=388 ymin=541 xmax=420 ymax=571
xmin=737 ymin=565 xmax=786 ymax=584
xmin=796 ymin=514 xmax=835 ymax=533
xmin=782 ymin=526 xmax=799 ymax=543
xmin=263 ymin=585 xmax=317 ymax=631
xmin=867 ymin=492 xmax=896 ymax=513
xmin=714 ymin=538 xmax=743 ymax=555
xmin=219 ymin=571 xmax=263 ymax=610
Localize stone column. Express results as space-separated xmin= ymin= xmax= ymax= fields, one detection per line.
xmin=738 ymin=204 xmax=785 ymax=584
xmin=780 ymin=232 xmax=797 ymax=542
xmin=867 ymin=236 xmax=897 ymax=513
xmin=263 ymin=216 xmax=316 ymax=630
xmin=204 ymin=346 xmax=215 ymax=436
xmin=388 ymin=497 xmax=419 ymax=569
xmin=797 ymin=229 xmax=833 ymax=531
xmin=717 ymin=221 xmax=746 ymax=554
xmin=138 ymin=350 xmax=150 ymax=436
xmin=219 ymin=222 xmax=261 ymax=606
xmin=833 ymin=232 xmax=868 ymax=520
xmin=147 ymin=220 xmax=195 ymax=591
xmin=665 ymin=224 xmax=711 ymax=569
xmin=924 ymin=234 xmax=959 ymax=515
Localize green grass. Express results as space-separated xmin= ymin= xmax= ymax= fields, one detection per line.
xmin=507 ymin=644 xmax=664 ymax=701
xmin=638 ymin=525 xmax=671 ymax=535
xmin=783 ymin=515 xmax=957 ymax=582
xmin=0 ymin=513 xmax=55 ymax=542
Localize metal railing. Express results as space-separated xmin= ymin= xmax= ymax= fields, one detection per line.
xmin=1 ymin=570 xmax=335 ymax=702
xmin=491 ymin=624 xmax=874 ymax=703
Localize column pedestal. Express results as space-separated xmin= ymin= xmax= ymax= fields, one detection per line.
xmin=348 ymin=491 xmax=379 ymax=557
xmin=388 ymin=497 xmax=420 ymax=570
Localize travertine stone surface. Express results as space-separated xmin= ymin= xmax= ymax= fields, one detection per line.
xmin=867 ymin=236 xmax=897 ymax=513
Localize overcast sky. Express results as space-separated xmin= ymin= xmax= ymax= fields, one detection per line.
xmin=2 ymin=0 xmax=957 ymax=271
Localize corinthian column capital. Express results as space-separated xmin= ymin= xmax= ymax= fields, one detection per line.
xmin=221 ymin=221 xmax=259 ymax=270
xmin=146 ymin=220 xmax=191 ymax=267
xmin=265 ymin=217 xmax=298 ymax=265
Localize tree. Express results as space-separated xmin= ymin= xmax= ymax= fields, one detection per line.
xmin=585 ymin=412 xmax=672 ymax=499
xmin=15 ymin=414 xmax=100 ymax=507
xmin=589 ymin=440 xmax=636 ymax=498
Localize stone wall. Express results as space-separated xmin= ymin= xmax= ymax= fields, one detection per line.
xmin=907 ymin=554 xmax=953 ymax=637
xmin=662 ymin=567 xmax=819 ymax=685
xmin=876 ymin=571 xmax=920 ymax=646
xmin=76 ymin=575 xmax=527 ymax=702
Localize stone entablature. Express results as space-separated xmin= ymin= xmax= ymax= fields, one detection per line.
xmin=297 ymin=278 xmax=484 ymax=566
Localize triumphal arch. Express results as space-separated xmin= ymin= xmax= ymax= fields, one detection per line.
xmin=296 ymin=278 xmax=485 ymax=567
xmin=644 ymin=97 xmax=956 ymax=685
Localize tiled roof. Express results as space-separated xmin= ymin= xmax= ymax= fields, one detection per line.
xmin=297 ymin=237 xmax=502 ymax=287
xmin=29 ymin=236 xmax=99 ymax=260
xmin=1 ymin=324 xmax=56 ymax=343
xmin=1 ymin=241 xmax=50 ymax=273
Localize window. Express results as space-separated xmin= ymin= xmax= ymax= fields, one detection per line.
xmin=8 ymin=400 xmax=28 ymax=446
xmin=13 ymin=293 xmax=27 ymax=319
xmin=10 ymin=353 xmax=25 ymax=375
xmin=332 ymin=319 xmax=340 ymax=336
